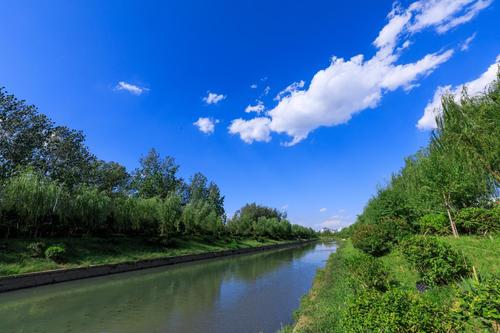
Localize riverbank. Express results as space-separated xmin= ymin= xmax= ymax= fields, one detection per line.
xmin=0 ymin=237 xmax=307 ymax=277
xmin=0 ymin=237 xmax=314 ymax=292
xmin=283 ymin=235 xmax=499 ymax=332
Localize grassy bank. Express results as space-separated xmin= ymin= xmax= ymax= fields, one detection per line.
xmin=0 ymin=237 xmax=291 ymax=277
xmin=283 ymin=235 xmax=499 ymax=332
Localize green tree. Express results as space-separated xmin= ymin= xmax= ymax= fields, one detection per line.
xmin=131 ymin=148 xmax=182 ymax=198
xmin=91 ymin=160 xmax=129 ymax=195
xmin=435 ymin=79 xmax=500 ymax=184
xmin=37 ymin=125 xmax=96 ymax=188
xmin=0 ymin=88 xmax=52 ymax=179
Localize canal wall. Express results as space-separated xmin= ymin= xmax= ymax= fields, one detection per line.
xmin=0 ymin=240 xmax=314 ymax=293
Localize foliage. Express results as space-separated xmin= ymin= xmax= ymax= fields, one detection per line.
xmin=157 ymin=194 xmax=182 ymax=238
xmin=44 ymin=245 xmax=66 ymax=263
xmin=0 ymin=170 xmax=62 ymax=237
xmin=456 ymin=206 xmax=500 ymax=235
xmin=342 ymin=288 xmax=456 ymax=332
xmin=130 ymin=148 xmax=182 ymax=199
xmin=344 ymin=251 xmax=389 ymax=292
xmin=228 ymin=203 xmax=315 ymax=240
xmin=401 ymin=236 xmax=471 ymax=286
xmin=70 ymin=186 xmax=111 ymax=235
xmin=351 ymin=223 xmax=392 ymax=256
xmin=26 ymin=241 xmax=46 ymax=258
xmin=418 ymin=213 xmax=449 ymax=235
xmin=453 ymin=275 xmax=500 ymax=331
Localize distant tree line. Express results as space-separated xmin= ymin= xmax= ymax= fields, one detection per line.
xmin=0 ymin=88 xmax=315 ymax=241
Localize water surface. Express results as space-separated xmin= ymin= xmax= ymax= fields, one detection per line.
xmin=0 ymin=242 xmax=336 ymax=333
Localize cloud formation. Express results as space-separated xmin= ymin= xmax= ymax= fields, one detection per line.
xmin=316 ymin=213 xmax=354 ymax=230
xmin=460 ymin=32 xmax=476 ymax=51
xmin=319 ymin=208 xmax=327 ymax=213
xmin=194 ymin=117 xmax=219 ymax=134
xmin=203 ymin=92 xmax=226 ymax=105
xmin=229 ymin=0 xmax=490 ymax=146
xmin=228 ymin=117 xmax=271 ymax=143
xmin=115 ymin=81 xmax=149 ymax=95
xmin=245 ymin=101 xmax=265 ymax=113
xmin=417 ymin=55 xmax=499 ymax=130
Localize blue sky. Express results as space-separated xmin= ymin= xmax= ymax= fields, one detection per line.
xmin=1 ymin=0 xmax=498 ymax=229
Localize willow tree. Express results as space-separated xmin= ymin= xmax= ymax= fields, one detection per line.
xmin=434 ymin=76 xmax=500 ymax=184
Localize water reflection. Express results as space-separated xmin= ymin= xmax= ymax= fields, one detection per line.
xmin=0 ymin=242 xmax=335 ymax=333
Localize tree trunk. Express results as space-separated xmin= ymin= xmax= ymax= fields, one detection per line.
xmin=443 ymin=193 xmax=459 ymax=238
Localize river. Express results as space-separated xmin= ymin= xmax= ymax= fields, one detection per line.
xmin=0 ymin=241 xmax=336 ymax=333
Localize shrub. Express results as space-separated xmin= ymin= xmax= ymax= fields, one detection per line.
xmin=456 ymin=207 xmax=499 ymax=235
xmin=26 ymin=241 xmax=46 ymax=258
xmin=351 ymin=224 xmax=391 ymax=256
xmin=45 ymin=245 xmax=66 ymax=263
xmin=453 ymin=275 xmax=500 ymax=331
xmin=400 ymin=236 xmax=471 ymax=286
xmin=344 ymin=252 xmax=389 ymax=292
xmin=342 ymin=288 xmax=457 ymax=332
xmin=418 ymin=213 xmax=449 ymax=235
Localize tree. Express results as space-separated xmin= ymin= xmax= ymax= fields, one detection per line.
xmin=91 ymin=160 xmax=129 ymax=195
xmin=0 ymin=88 xmax=52 ymax=179
xmin=131 ymin=148 xmax=182 ymax=198
xmin=434 ymin=79 xmax=500 ymax=184
xmin=37 ymin=125 xmax=96 ymax=188
xmin=416 ymin=145 xmax=492 ymax=238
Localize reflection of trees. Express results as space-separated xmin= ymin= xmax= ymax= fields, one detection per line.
xmin=0 ymin=243 xmax=316 ymax=333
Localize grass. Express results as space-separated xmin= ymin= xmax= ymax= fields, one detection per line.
xmin=0 ymin=236 xmax=287 ymax=277
xmin=283 ymin=235 xmax=499 ymax=333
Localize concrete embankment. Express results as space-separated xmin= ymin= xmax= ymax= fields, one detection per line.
xmin=0 ymin=239 xmax=314 ymax=293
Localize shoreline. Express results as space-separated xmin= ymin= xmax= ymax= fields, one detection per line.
xmin=0 ymin=239 xmax=314 ymax=293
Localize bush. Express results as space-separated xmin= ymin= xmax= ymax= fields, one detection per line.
xmin=456 ymin=207 xmax=500 ymax=235
xmin=26 ymin=241 xmax=46 ymax=258
xmin=453 ymin=275 xmax=500 ymax=331
xmin=401 ymin=236 xmax=471 ymax=286
xmin=45 ymin=245 xmax=66 ymax=263
xmin=418 ymin=213 xmax=449 ymax=235
xmin=344 ymin=252 xmax=389 ymax=292
xmin=342 ymin=288 xmax=456 ymax=332
xmin=351 ymin=224 xmax=391 ymax=256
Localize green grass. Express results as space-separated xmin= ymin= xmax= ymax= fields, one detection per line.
xmin=442 ymin=235 xmax=500 ymax=278
xmin=0 ymin=236 xmax=287 ymax=277
xmin=284 ymin=235 xmax=499 ymax=333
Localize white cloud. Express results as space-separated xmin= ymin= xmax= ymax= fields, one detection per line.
xmin=263 ymin=86 xmax=271 ymax=95
xmin=408 ymin=0 xmax=492 ymax=33
xmin=250 ymin=83 xmax=258 ymax=89
xmin=417 ymin=55 xmax=499 ymax=130
xmin=115 ymin=81 xmax=149 ymax=95
xmin=316 ymin=214 xmax=354 ymax=230
xmin=245 ymin=101 xmax=265 ymax=113
xmin=274 ymin=81 xmax=305 ymax=101
xmin=319 ymin=208 xmax=327 ymax=213
xmin=203 ymin=92 xmax=226 ymax=105
xmin=460 ymin=32 xmax=476 ymax=51
xmin=228 ymin=117 xmax=271 ymax=143
xmin=230 ymin=0 xmax=487 ymax=146
xmin=193 ymin=117 xmax=219 ymax=134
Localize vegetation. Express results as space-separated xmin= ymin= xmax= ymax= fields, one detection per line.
xmin=285 ymin=75 xmax=500 ymax=331
xmin=0 ymin=87 xmax=316 ymax=275
xmin=0 ymin=236 xmax=288 ymax=276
